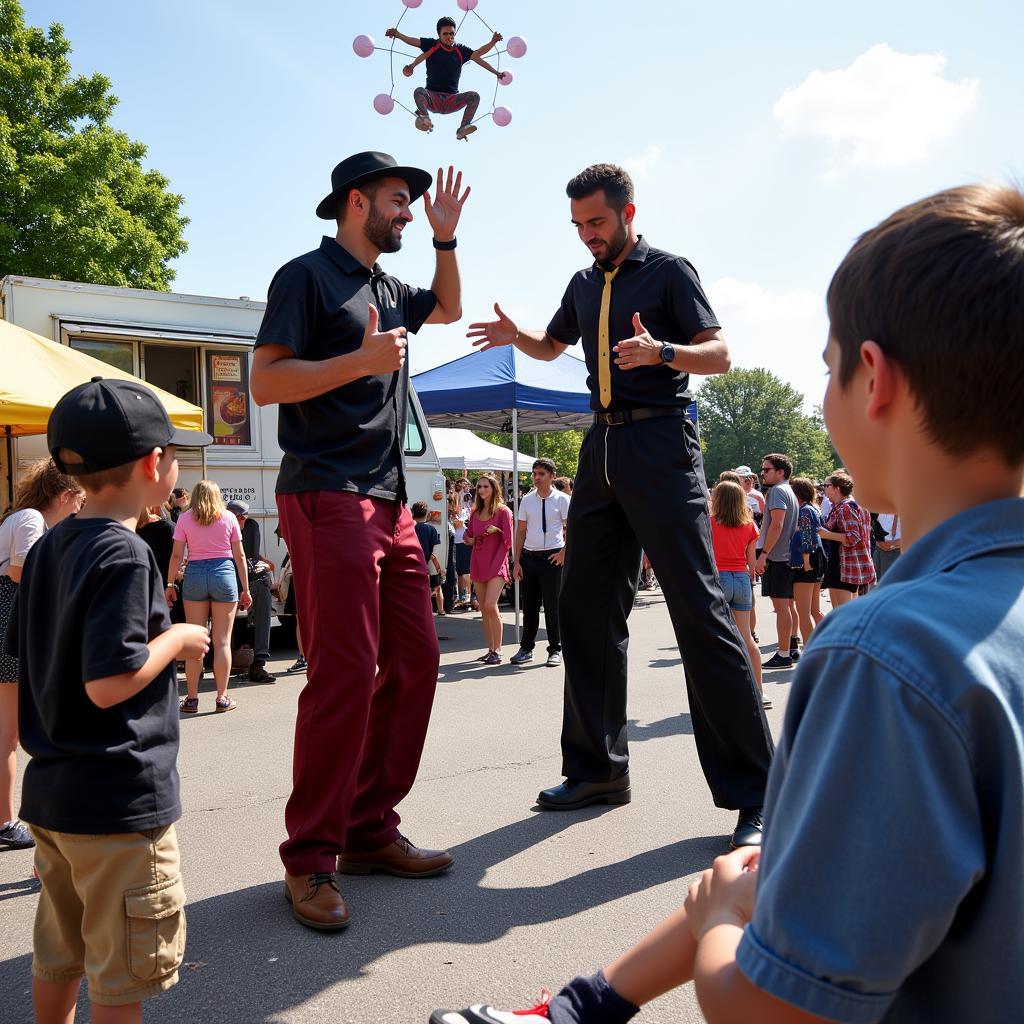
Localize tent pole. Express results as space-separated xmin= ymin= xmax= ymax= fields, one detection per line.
xmin=5 ymin=426 xmax=14 ymax=507
xmin=512 ymin=408 xmax=520 ymax=644
xmin=201 ymin=445 xmax=208 ymax=481
xmin=534 ymin=432 xmax=539 ymax=457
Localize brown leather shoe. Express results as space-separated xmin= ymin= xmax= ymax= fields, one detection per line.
xmin=283 ymin=871 xmax=350 ymax=931
xmin=338 ymin=835 xmax=454 ymax=878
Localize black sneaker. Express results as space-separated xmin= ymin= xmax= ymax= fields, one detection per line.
xmin=510 ymin=648 xmax=534 ymax=665
xmin=0 ymin=819 xmax=35 ymax=850
xmin=730 ymin=807 xmax=764 ymax=849
xmin=789 ymin=648 xmax=801 ymax=663
xmin=763 ymin=653 xmax=793 ymax=669
xmin=287 ymin=656 xmax=307 ymax=674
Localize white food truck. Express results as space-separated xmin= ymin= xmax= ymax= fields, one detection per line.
xmin=0 ymin=275 xmax=448 ymax=572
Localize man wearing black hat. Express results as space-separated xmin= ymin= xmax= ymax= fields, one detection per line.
xmin=250 ymin=152 xmax=469 ymax=931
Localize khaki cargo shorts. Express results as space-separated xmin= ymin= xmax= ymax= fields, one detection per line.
xmin=30 ymin=824 xmax=186 ymax=1006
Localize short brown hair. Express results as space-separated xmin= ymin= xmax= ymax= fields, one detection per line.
xmin=826 ymin=471 xmax=854 ymax=497
xmin=566 ymin=163 xmax=634 ymax=212
xmin=54 ymin=449 xmax=134 ymax=492
xmin=411 ymin=501 xmax=429 ymax=519
xmin=532 ymin=458 xmax=556 ymax=475
xmin=790 ymin=477 xmax=817 ymax=504
xmin=827 ymin=183 xmax=1024 ymax=464
xmin=762 ymin=453 xmax=793 ymax=479
xmin=718 ymin=470 xmax=743 ymax=486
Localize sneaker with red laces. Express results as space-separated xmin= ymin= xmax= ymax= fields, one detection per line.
xmin=430 ymin=993 xmax=551 ymax=1024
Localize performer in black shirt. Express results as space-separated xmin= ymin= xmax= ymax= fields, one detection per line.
xmin=468 ymin=163 xmax=772 ymax=849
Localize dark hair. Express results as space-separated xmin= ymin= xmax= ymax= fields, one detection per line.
xmin=762 ymin=453 xmax=793 ymax=479
xmin=532 ymin=457 xmax=556 ymax=475
xmin=827 ymin=183 xmax=1024 ymax=464
xmin=826 ymin=471 xmax=854 ymax=497
xmin=336 ymin=177 xmax=384 ymax=225
xmin=437 ymin=16 xmax=456 ymax=33
xmin=552 ymin=476 xmax=570 ymax=492
xmin=565 ymin=163 xmax=635 ymax=213
xmin=411 ymin=501 xmax=429 ymax=519
xmin=790 ymin=477 xmax=817 ymax=504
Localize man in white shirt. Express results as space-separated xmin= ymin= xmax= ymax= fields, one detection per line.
xmin=510 ymin=459 xmax=571 ymax=667
xmin=873 ymin=511 xmax=902 ymax=581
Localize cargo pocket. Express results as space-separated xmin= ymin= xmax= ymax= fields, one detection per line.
xmin=124 ymin=876 xmax=186 ymax=981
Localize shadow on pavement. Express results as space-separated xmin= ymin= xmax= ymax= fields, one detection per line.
xmin=628 ymin=713 xmax=694 ymax=740
xmin=0 ymin=812 xmax=725 ymax=1023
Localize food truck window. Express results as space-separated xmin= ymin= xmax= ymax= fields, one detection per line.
xmin=404 ymin=397 xmax=426 ymax=456
xmin=205 ymin=350 xmax=252 ymax=447
xmin=69 ymin=338 xmax=135 ymax=374
xmin=143 ymin=344 xmax=198 ymax=405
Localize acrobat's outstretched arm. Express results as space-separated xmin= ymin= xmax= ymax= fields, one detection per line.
xmin=385 ymin=27 xmax=420 ymax=47
xmin=471 ymin=52 xmax=510 ymax=83
xmin=471 ymin=31 xmax=502 ymax=60
xmin=402 ymin=50 xmax=429 ymax=78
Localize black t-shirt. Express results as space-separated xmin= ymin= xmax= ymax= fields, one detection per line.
xmin=419 ymin=37 xmax=473 ymax=94
xmin=255 ymin=236 xmax=437 ymax=501
xmin=5 ymin=517 xmax=180 ymax=833
xmin=415 ymin=521 xmax=440 ymax=566
xmin=546 ymin=237 xmax=719 ymax=411
xmin=137 ymin=518 xmax=174 ymax=587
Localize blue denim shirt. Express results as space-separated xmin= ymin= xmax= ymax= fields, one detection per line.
xmin=737 ymin=497 xmax=1024 ymax=1022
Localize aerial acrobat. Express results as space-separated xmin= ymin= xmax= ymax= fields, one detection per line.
xmin=353 ymin=0 xmax=527 ymax=139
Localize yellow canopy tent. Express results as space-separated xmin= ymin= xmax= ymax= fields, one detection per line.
xmin=1 ymin=319 xmax=207 ymax=501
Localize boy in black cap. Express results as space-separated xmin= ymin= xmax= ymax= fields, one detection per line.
xmin=5 ymin=377 xmax=212 ymax=1021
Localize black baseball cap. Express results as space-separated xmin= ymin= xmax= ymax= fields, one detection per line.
xmin=49 ymin=376 xmax=212 ymax=475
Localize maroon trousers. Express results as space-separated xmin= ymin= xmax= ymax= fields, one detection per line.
xmin=277 ymin=490 xmax=440 ymax=875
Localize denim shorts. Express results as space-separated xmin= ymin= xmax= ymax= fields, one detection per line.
xmin=182 ymin=557 xmax=238 ymax=603
xmin=719 ymin=570 xmax=753 ymax=612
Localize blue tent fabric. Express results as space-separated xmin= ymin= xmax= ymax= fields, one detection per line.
xmin=412 ymin=347 xmax=697 ymax=431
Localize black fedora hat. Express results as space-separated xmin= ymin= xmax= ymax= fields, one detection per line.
xmin=316 ymin=151 xmax=433 ymax=220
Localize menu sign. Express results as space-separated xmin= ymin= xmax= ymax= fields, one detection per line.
xmin=206 ymin=351 xmax=251 ymax=446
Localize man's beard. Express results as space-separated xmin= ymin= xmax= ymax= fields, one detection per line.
xmin=592 ymin=218 xmax=630 ymax=264
xmin=364 ymin=204 xmax=404 ymax=253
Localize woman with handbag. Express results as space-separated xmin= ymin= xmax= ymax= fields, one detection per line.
xmin=167 ymin=480 xmax=251 ymax=713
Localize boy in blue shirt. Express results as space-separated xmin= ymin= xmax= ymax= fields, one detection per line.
xmin=430 ymin=183 xmax=1024 ymax=1023
xmin=7 ymin=378 xmax=211 ymax=1023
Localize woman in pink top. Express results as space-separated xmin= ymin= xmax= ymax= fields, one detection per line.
xmin=464 ymin=474 xmax=513 ymax=665
xmin=167 ymin=480 xmax=251 ymax=713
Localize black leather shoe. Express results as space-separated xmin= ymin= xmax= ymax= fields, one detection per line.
xmin=536 ymin=775 xmax=631 ymax=811
xmin=730 ymin=807 xmax=764 ymax=849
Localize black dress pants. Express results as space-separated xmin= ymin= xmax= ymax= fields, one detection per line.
xmin=558 ymin=415 xmax=773 ymax=810
xmin=520 ymin=548 xmax=563 ymax=653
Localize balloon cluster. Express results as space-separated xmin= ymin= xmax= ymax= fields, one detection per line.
xmin=353 ymin=0 xmax=527 ymax=129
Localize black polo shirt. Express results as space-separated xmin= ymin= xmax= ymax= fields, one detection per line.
xmin=546 ymin=237 xmax=719 ymax=411
xmin=419 ymin=37 xmax=473 ymax=94
xmin=255 ymin=236 xmax=437 ymax=501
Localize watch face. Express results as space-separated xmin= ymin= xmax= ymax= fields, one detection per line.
xmin=661 ymin=344 xmax=675 ymax=363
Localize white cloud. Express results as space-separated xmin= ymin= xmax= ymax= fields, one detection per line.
xmin=623 ymin=144 xmax=664 ymax=177
xmin=707 ymin=278 xmax=829 ymax=410
xmin=773 ymin=43 xmax=980 ymax=175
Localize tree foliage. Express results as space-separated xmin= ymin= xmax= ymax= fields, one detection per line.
xmin=695 ymin=368 xmax=839 ymax=481
xmin=0 ymin=1 xmax=187 ymax=289
xmin=446 ymin=429 xmax=585 ymax=482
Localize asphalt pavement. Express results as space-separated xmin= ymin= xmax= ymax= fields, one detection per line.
xmin=0 ymin=585 xmax=797 ymax=1024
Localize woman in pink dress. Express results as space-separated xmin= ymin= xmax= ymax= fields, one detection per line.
xmin=464 ymin=473 xmax=513 ymax=665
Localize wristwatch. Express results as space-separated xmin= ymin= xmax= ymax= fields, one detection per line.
xmin=660 ymin=343 xmax=676 ymax=364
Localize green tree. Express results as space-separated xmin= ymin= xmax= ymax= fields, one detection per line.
xmin=695 ymin=368 xmax=839 ymax=480
xmin=471 ymin=429 xmax=585 ymax=480
xmin=0 ymin=0 xmax=187 ymax=288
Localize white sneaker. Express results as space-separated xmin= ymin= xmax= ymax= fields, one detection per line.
xmin=430 ymin=998 xmax=550 ymax=1024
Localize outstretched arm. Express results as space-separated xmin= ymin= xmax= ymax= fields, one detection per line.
xmin=467 ymin=303 xmax=569 ymax=362
xmin=471 ymin=31 xmax=502 ymax=59
xmin=423 ymin=166 xmax=472 ymax=324
xmin=385 ymin=27 xmax=420 ymax=47
xmin=403 ymin=50 xmax=429 ymax=77
xmin=471 ymin=53 xmax=510 ymax=81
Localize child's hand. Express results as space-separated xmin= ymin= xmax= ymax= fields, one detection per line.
xmin=174 ymin=624 xmax=210 ymax=662
xmin=684 ymin=847 xmax=760 ymax=941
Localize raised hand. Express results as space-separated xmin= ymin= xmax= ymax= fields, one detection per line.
xmin=359 ymin=303 xmax=408 ymax=375
xmin=614 ymin=312 xmax=662 ymax=369
xmin=467 ymin=303 xmax=518 ymax=350
xmin=424 ymin=166 xmax=471 ymax=241
xmin=385 ymin=27 xmax=397 ymax=38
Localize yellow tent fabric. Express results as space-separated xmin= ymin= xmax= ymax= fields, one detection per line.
xmin=0 ymin=319 xmax=206 ymax=437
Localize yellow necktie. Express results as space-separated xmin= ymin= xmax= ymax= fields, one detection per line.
xmin=598 ymin=267 xmax=620 ymax=409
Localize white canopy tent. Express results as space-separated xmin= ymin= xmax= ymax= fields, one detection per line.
xmin=431 ymin=427 xmax=537 ymax=473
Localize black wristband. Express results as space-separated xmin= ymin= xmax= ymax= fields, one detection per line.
xmin=432 ymin=237 xmax=457 ymax=251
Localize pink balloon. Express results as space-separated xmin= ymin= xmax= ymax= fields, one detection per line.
xmin=352 ymin=35 xmax=375 ymax=58
xmin=457 ymin=0 xmax=478 ymax=9
xmin=492 ymin=106 xmax=512 ymax=127
xmin=373 ymin=94 xmax=395 ymax=115
xmin=498 ymin=69 xmax=513 ymax=86
xmin=506 ymin=36 xmax=527 ymax=59
xmin=402 ymin=0 xmax=423 ymax=7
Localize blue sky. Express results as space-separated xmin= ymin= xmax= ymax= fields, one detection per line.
xmin=22 ymin=0 xmax=1024 ymax=408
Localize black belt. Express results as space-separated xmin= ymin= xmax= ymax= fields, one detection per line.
xmin=594 ymin=406 xmax=685 ymax=426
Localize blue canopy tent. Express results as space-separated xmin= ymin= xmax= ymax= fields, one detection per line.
xmin=412 ymin=346 xmax=698 ymax=638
